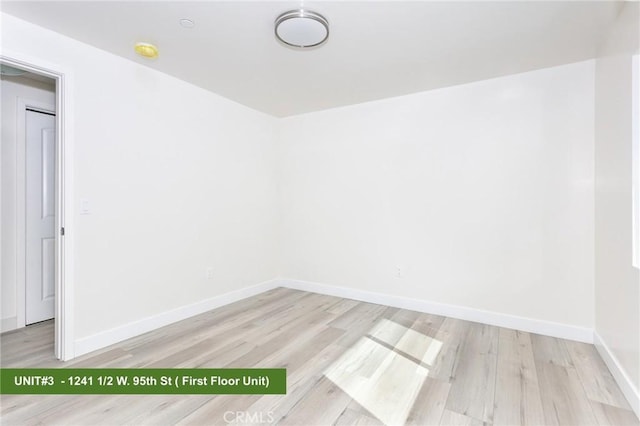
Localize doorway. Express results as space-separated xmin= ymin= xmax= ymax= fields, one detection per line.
xmin=0 ymin=56 xmax=72 ymax=360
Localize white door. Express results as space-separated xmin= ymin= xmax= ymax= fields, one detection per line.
xmin=25 ymin=109 xmax=56 ymax=325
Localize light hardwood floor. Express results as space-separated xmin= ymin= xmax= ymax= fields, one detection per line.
xmin=1 ymin=288 xmax=638 ymax=425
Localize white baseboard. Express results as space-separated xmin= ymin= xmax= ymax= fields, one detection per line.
xmin=1 ymin=316 xmax=17 ymax=333
xmin=73 ymin=276 xmax=593 ymax=358
xmin=594 ymin=331 xmax=640 ymax=418
xmin=277 ymin=278 xmax=594 ymax=343
xmin=74 ymin=279 xmax=279 ymax=357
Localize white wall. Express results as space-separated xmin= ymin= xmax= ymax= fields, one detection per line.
xmin=1 ymin=76 xmax=55 ymax=332
xmin=1 ymin=13 xmax=280 ymax=340
xmin=594 ymin=1 xmax=640 ymax=407
xmin=279 ymin=60 xmax=595 ymax=330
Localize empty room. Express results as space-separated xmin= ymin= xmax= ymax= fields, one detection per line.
xmin=1 ymin=1 xmax=639 ymax=425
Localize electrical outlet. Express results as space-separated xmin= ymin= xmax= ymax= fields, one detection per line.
xmin=206 ymin=267 xmax=214 ymax=280
xmin=395 ymin=266 xmax=403 ymax=279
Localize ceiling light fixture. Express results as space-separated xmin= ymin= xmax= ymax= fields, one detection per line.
xmin=179 ymin=18 xmax=195 ymax=28
xmin=0 ymin=64 xmax=27 ymax=76
xmin=275 ymin=9 xmax=329 ymax=48
xmin=134 ymin=42 xmax=159 ymax=59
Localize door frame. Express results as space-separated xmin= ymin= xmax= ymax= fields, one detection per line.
xmin=1 ymin=53 xmax=75 ymax=361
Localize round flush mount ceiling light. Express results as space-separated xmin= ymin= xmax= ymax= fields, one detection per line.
xmin=134 ymin=42 xmax=159 ymax=59
xmin=179 ymin=18 xmax=195 ymax=28
xmin=0 ymin=64 xmax=27 ymax=76
xmin=275 ymin=9 xmax=329 ymax=48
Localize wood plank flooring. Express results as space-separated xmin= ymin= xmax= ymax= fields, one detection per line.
xmin=1 ymin=288 xmax=637 ymax=425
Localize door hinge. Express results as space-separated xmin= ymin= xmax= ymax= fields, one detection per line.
xmin=61 ymin=227 xmax=65 ymax=236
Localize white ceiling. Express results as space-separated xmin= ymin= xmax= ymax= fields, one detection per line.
xmin=0 ymin=1 xmax=622 ymax=117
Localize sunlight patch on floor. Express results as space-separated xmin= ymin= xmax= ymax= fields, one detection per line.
xmin=324 ymin=318 xmax=443 ymax=425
